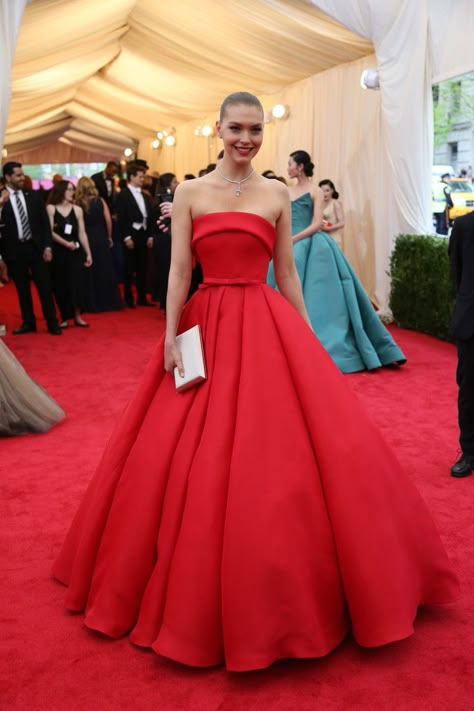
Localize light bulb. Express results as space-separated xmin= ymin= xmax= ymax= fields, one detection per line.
xmin=271 ymin=104 xmax=289 ymax=120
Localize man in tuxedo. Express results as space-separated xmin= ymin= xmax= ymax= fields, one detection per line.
xmin=0 ymin=162 xmax=61 ymax=335
xmin=91 ymin=162 xmax=119 ymax=209
xmin=116 ymin=163 xmax=155 ymax=307
xmin=448 ymin=210 xmax=474 ymax=476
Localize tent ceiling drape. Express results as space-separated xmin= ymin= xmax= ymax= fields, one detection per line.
xmin=3 ymin=0 xmax=373 ymax=159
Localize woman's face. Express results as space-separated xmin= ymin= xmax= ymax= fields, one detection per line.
xmin=65 ymin=183 xmax=75 ymax=202
xmin=217 ymin=104 xmax=264 ymax=163
xmin=321 ymin=184 xmax=333 ymax=201
xmin=287 ymin=157 xmax=301 ymax=180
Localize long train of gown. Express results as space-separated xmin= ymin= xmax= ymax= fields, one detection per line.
xmin=0 ymin=339 xmax=64 ymax=436
xmin=53 ymin=212 xmax=458 ymax=672
xmin=267 ymin=192 xmax=406 ymax=373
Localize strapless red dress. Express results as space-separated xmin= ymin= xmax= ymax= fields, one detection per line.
xmin=53 ymin=212 xmax=458 ymax=672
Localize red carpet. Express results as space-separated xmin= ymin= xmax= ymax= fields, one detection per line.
xmin=0 ymin=282 xmax=472 ymax=710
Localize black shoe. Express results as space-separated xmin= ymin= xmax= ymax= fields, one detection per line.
xmin=47 ymin=325 xmax=63 ymax=335
xmin=450 ymin=453 xmax=474 ymax=478
xmin=137 ymin=299 xmax=155 ymax=307
xmin=125 ymin=300 xmax=136 ymax=309
xmin=13 ymin=323 xmax=36 ymax=335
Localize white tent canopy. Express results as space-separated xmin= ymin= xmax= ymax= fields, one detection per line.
xmin=2 ymin=0 xmax=373 ymax=159
xmin=1 ymin=0 xmax=474 ymax=307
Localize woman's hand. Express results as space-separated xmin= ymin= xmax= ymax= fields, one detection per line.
xmin=164 ymin=337 xmax=184 ymax=377
xmin=84 ymin=254 xmax=93 ymax=267
xmin=160 ymin=202 xmax=173 ymax=219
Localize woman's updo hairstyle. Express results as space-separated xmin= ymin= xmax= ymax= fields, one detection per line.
xmin=220 ymin=92 xmax=264 ymax=121
xmin=290 ymin=150 xmax=314 ymax=177
xmin=318 ymin=178 xmax=339 ymax=200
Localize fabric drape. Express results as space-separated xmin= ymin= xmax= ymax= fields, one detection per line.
xmin=0 ymin=0 xmax=28 ymax=147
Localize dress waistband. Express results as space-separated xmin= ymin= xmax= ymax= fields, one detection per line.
xmin=199 ymin=277 xmax=265 ymax=288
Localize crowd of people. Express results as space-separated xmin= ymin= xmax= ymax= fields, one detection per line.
xmin=0 ymin=139 xmax=409 ymax=438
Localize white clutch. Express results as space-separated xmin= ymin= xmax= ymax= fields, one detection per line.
xmin=174 ymin=325 xmax=207 ymax=392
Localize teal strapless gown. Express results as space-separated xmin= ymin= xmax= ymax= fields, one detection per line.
xmin=267 ymin=193 xmax=406 ymax=373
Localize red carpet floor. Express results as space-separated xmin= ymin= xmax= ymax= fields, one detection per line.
xmin=0 ymin=282 xmax=472 ymax=710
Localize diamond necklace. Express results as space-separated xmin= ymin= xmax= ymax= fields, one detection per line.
xmin=215 ymin=165 xmax=254 ymax=197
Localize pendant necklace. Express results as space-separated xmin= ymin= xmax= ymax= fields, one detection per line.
xmin=216 ymin=165 xmax=254 ymax=197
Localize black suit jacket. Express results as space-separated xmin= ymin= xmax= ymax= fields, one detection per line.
xmin=0 ymin=189 xmax=53 ymax=261
xmin=91 ymin=172 xmax=116 ymax=210
xmin=116 ymin=187 xmax=154 ymax=242
xmin=449 ymin=211 xmax=474 ymax=339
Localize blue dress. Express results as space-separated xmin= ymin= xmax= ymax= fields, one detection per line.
xmin=267 ymin=192 xmax=406 ymax=373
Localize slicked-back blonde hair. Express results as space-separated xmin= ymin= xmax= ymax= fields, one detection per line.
xmin=219 ymin=92 xmax=264 ymax=121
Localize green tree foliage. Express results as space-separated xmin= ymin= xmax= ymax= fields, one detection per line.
xmin=433 ymin=77 xmax=474 ymax=151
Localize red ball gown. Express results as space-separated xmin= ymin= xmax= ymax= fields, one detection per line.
xmin=53 ymin=212 xmax=458 ymax=672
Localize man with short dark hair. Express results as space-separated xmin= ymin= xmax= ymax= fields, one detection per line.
xmin=0 ymin=162 xmax=61 ymax=334
xmin=91 ymin=161 xmax=119 ymax=208
xmin=449 ymin=209 xmax=474 ymax=476
xmin=116 ymin=163 xmax=155 ymax=307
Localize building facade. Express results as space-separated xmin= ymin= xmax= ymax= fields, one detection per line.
xmin=433 ymin=74 xmax=474 ymax=176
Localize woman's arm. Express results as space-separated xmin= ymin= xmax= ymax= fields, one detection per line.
xmin=75 ymin=206 xmax=93 ymax=265
xmin=46 ymin=204 xmax=75 ymax=249
xmin=100 ymin=198 xmax=113 ymax=246
xmin=164 ymin=183 xmax=194 ymax=375
xmin=323 ymin=199 xmax=345 ymax=232
xmin=292 ymin=186 xmax=324 ymax=242
xmin=273 ymin=188 xmax=312 ymax=330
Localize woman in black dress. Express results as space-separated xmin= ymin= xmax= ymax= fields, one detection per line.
xmin=152 ymin=173 xmax=179 ymax=311
xmin=46 ymin=181 xmax=92 ymax=328
xmin=75 ymin=177 xmax=123 ymax=313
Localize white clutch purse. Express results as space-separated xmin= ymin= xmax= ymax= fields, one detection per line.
xmin=174 ymin=325 xmax=207 ymax=392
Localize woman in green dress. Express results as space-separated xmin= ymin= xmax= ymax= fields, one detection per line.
xmin=267 ymin=150 xmax=405 ymax=373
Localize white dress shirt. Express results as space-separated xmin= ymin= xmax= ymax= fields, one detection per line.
xmin=103 ymin=172 xmax=113 ymax=197
xmin=6 ymin=186 xmax=29 ymax=241
xmin=128 ymin=185 xmax=147 ymax=229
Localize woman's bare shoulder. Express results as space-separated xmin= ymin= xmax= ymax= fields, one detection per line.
xmin=174 ymin=175 xmax=212 ymax=200
xmin=258 ymin=174 xmax=289 ymax=198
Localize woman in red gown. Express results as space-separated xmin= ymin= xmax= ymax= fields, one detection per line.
xmin=53 ymin=92 xmax=458 ymax=672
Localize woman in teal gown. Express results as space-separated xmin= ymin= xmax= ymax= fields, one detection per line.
xmin=267 ymin=151 xmax=405 ymax=373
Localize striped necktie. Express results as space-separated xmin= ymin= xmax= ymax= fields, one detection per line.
xmin=14 ymin=191 xmax=32 ymax=242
